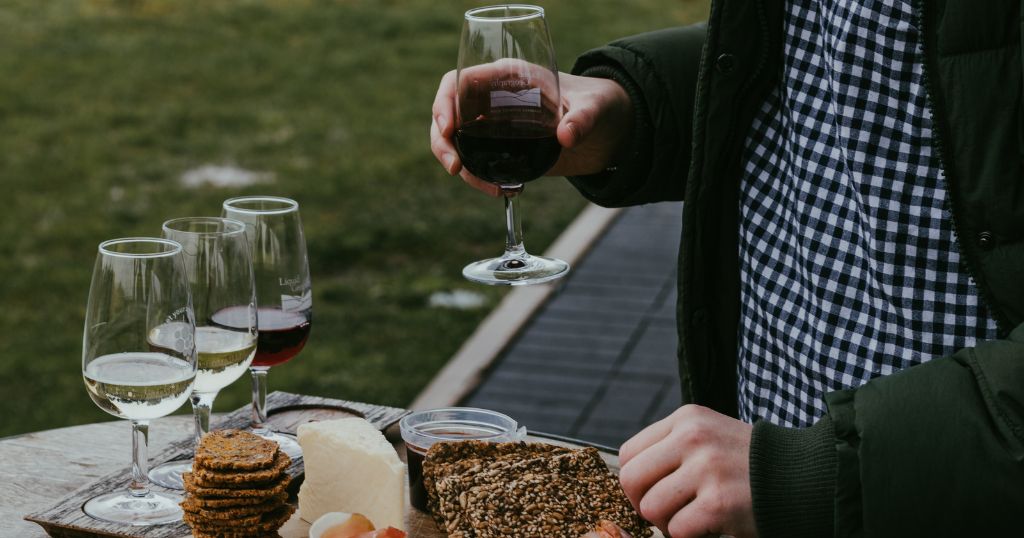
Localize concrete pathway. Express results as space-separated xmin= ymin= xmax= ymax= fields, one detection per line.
xmin=462 ymin=202 xmax=684 ymax=448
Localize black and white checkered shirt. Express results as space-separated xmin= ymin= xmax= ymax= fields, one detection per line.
xmin=737 ymin=0 xmax=998 ymax=427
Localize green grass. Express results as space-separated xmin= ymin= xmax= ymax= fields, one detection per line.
xmin=0 ymin=0 xmax=708 ymax=437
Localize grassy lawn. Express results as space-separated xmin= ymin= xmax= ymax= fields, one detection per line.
xmin=0 ymin=0 xmax=708 ymax=437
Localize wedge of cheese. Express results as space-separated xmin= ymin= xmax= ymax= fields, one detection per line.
xmin=297 ymin=418 xmax=406 ymax=530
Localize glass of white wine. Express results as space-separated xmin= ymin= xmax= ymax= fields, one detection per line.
xmin=148 ymin=218 xmax=258 ymax=490
xmin=82 ymin=238 xmax=197 ymax=525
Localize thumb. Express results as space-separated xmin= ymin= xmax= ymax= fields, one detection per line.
xmin=557 ymin=104 xmax=598 ymax=149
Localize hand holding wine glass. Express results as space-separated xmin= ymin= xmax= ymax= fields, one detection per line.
xmin=81 ymin=238 xmax=196 ymax=525
xmin=222 ymin=196 xmax=312 ymax=459
xmin=446 ymin=5 xmax=575 ymax=285
xmin=148 ymin=217 xmax=258 ymax=490
xmin=431 ymin=42 xmax=636 ymax=189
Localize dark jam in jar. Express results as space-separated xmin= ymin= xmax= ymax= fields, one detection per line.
xmin=405 ymin=444 xmax=429 ymax=512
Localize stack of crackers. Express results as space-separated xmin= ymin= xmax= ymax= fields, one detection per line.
xmin=181 ymin=429 xmax=296 ymax=538
xmin=422 ymin=441 xmax=652 ymax=538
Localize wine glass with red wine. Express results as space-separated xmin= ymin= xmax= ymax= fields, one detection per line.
xmin=221 ymin=196 xmax=312 ymax=459
xmin=455 ymin=4 xmax=570 ymax=285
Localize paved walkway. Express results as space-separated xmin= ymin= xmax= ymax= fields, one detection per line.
xmin=462 ymin=202 xmax=684 ymax=448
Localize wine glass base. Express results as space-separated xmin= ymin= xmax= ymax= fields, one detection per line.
xmin=252 ymin=429 xmax=303 ymax=460
xmin=148 ymin=459 xmax=191 ymax=490
xmin=463 ymin=253 xmax=569 ymax=286
xmin=83 ymin=490 xmax=183 ymax=526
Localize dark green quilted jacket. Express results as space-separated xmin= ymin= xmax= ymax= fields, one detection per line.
xmin=568 ymin=0 xmax=1024 ymax=535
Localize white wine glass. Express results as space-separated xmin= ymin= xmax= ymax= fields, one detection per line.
xmin=148 ymin=218 xmax=258 ymax=490
xmin=455 ymin=4 xmax=570 ymax=285
xmin=81 ymin=238 xmax=197 ymax=525
xmin=222 ymin=196 xmax=311 ymax=459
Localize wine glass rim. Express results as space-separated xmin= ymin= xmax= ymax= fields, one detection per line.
xmin=465 ymin=4 xmax=544 ymax=22
xmin=162 ymin=216 xmax=247 ymax=237
xmin=222 ymin=196 xmax=299 ymax=215
xmin=98 ymin=237 xmax=183 ymax=258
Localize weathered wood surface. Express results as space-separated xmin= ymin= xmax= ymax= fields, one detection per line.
xmin=8 ymin=393 xmax=656 ymax=538
xmin=18 ymin=392 xmax=408 ymax=538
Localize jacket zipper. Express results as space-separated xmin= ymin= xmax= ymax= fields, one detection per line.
xmin=911 ymin=0 xmax=1006 ymax=336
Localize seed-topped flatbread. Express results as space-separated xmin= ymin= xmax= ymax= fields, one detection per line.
xmin=194 ymin=429 xmax=280 ymax=471
xmin=422 ymin=440 xmax=571 ymax=520
xmin=183 ymin=472 xmax=291 ymax=499
xmin=431 ymin=444 xmax=652 ymax=538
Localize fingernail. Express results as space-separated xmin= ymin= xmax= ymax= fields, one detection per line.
xmin=565 ymin=121 xmax=579 ymax=144
xmin=443 ymin=153 xmax=455 ymax=174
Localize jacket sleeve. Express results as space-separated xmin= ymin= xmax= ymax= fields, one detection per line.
xmin=564 ymin=24 xmax=706 ymax=207
xmin=749 ymin=322 xmax=1024 ymax=537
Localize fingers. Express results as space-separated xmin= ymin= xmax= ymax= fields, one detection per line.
xmin=619 ymin=412 xmax=674 ymax=466
xmin=431 ymin=70 xmax=460 ymax=175
xmin=618 ymin=435 xmax=687 ymax=508
xmin=557 ymin=100 xmax=598 ymax=149
xmin=430 ymin=116 xmax=459 ymax=175
xmin=459 ymin=170 xmax=502 ymax=197
xmin=665 ymin=497 xmax=725 ymax=538
xmin=637 ymin=466 xmax=697 ymax=532
xmin=432 ymin=69 xmax=457 ymax=136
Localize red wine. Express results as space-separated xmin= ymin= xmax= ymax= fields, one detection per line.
xmin=455 ymin=119 xmax=560 ymax=185
xmin=211 ymin=306 xmax=311 ymax=367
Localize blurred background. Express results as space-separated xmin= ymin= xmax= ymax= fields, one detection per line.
xmin=0 ymin=0 xmax=708 ymax=438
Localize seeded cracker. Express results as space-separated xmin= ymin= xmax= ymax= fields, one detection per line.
xmin=183 ymin=491 xmax=288 ymax=510
xmin=184 ymin=503 xmax=295 ymax=533
xmin=191 ymin=531 xmax=283 ymax=538
xmin=194 ymin=429 xmax=279 ymax=471
xmin=182 ymin=494 xmax=288 ymax=519
xmin=192 ymin=450 xmax=291 ymax=487
xmin=181 ymin=429 xmax=294 ymax=537
xmin=184 ymin=472 xmax=292 ymax=499
xmin=431 ymin=445 xmax=652 ymax=538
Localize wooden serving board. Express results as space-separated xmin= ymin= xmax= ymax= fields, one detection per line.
xmin=24 ymin=392 xmax=409 ymax=538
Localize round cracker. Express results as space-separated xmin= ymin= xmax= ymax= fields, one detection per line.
xmin=194 ymin=429 xmax=279 ymax=471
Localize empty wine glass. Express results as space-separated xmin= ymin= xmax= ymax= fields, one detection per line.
xmin=148 ymin=217 xmax=258 ymax=490
xmin=222 ymin=196 xmax=312 ymax=459
xmin=455 ymin=4 xmax=570 ymax=285
xmin=81 ymin=238 xmax=196 ymax=525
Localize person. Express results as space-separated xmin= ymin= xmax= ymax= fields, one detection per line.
xmin=430 ymin=2 xmax=1024 ymax=536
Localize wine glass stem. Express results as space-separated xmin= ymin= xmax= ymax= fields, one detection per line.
xmin=130 ymin=420 xmax=151 ymax=498
xmin=503 ymin=186 xmax=526 ymax=257
xmin=191 ymin=392 xmax=217 ymax=446
xmin=250 ymin=366 xmax=270 ymax=434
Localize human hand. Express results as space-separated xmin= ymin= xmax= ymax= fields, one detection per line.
xmin=430 ymin=67 xmax=634 ymax=197
xmin=618 ymin=405 xmax=757 ymax=538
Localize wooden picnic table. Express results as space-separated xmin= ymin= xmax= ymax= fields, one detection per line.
xmin=2 ymin=395 xmax=645 ymax=538
xmin=1 ymin=415 xmax=194 ymax=537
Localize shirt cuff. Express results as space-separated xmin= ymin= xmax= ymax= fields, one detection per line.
xmin=749 ymin=415 xmax=837 ymax=538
